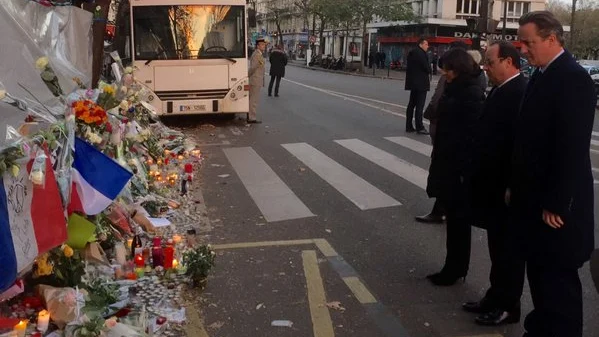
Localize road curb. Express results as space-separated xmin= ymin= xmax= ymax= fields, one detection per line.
xmin=288 ymin=62 xmax=406 ymax=81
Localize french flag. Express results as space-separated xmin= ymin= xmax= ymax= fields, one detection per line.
xmin=68 ymin=137 xmax=133 ymax=215
xmin=0 ymin=148 xmax=67 ymax=292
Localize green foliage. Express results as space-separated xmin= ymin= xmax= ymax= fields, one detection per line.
xmin=83 ymin=279 xmax=121 ymax=317
xmin=183 ymin=244 xmax=216 ymax=282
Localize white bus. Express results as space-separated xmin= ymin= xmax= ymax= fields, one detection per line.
xmin=129 ymin=0 xmax=250 ymax=116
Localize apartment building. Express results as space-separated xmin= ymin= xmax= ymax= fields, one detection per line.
xmin=253 ymin=0 xmax=309 ymax=56
xmin=367 ymin=0 xmax=546 ymax=65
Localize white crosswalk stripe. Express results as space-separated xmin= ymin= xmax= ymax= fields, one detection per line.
xmin=223 ymin=147 xmax=315 ymax=222
xmin=385 ymin=136 xmax=432 ymax=157
xmin=334 ymin=139 xmax=429 ymax=191
xmin=282 ymin=142 xmax=401 ymax=210
xmin=223 ymin=136 xmax=599 ymax=220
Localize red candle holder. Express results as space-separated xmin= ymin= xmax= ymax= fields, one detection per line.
xmin=134 ymin=253 xmax=145 ymax=268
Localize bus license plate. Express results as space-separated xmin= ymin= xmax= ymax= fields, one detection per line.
xmin=180 ymin=104 xmax=206 ymax=112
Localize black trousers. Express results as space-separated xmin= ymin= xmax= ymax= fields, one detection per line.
xmin=268 ymin=75 xmax=282 ymax=95
xmin=523 ymin=263 xmax=583 ymax=337
xmin=406 ymin=90 xmax=427 ymax=131
xmin=483 ymin=216 xmax=526 ymax=311
xmin=441 ymin=200 xmax=471 ymax=275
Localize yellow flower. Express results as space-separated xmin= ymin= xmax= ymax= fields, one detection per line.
xmin=10 ymin=165 xmax=19 ymax=177
xmin=35 ymin=57 xmax=49 ymax=70
xmin=63 ymin=245 xmax=74 ymax=258
xmin=34 ymin=253 xmax=53 ymax=277
xmin=103 ymin=85 xmax=115 ymax=95
xmin=0 ymin=89 xmax=6 ymax=100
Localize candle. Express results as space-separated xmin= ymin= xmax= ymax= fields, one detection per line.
xmin=135 ymin=268 xmax=145 ymax=278
xmin=14 ymin=320 xmax=27 ymax=337
xmin=152 ymin=246 xmax=164 ymax=268
xmin=126 ymin=272 xmax=137 ymax=280
xmin=126 ymin=238 xmax=133 ymax=249
xmin=163 ymin=240 xmax=174 ymax=269
xmin=173 ymin=235 xmax=182 ymax=244
xmin=172 ymin=259 xmax=179 ymax=269
xmin=184 ymin=163 xmax=193 ymax=173
xmin=134 ymin=254 xmax=145 ymax=268
xmin=37 ymin=310 xmax=49 ymax=333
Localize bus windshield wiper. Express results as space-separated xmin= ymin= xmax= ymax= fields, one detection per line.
xmin=210 ymin=54 xmax=237 ymax=64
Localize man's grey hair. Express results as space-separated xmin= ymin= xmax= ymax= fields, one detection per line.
xmin=518 ymin=11 xmax=565 ymax=46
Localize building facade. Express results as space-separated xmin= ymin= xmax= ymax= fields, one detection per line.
xmin=367 ymin=0 xmax=547 ymax=66
xmin=254 ymin=0 xmax=309 ymax=58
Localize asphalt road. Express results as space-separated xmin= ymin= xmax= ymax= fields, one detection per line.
xmin=170 ymin=65 xmax=599 ymax=337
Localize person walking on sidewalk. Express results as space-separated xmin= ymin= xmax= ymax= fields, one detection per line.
xmin=405 ymin=38 xmax=431 ymax=134
xmin=511 ymin=11 xmax=597 ymax=337
xmin=247 ymin=37 xmax=266 ymax=124
xmin=268 ymin=45 xmax=288 ymax=97
xmin=425 ymin=48 xmax=485 ymax=286
xmin=464 ymin=41 xmax=527 ymax=327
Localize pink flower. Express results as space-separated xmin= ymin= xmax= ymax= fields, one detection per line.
xmin=85 ymin=89 xmax=95 ymax=98
xmin=105 ymin=317 xmax=118 ymax=328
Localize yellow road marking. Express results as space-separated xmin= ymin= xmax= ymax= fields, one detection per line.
xmin=313 ymin=238 xmax=339 ymax=257
xmin=302 ymin=250 xmax=335 ymax=337
xmin=213 ymin=239 xmax=314 ymax=250
xmin=342 ymin=277 xmax=377 ymax=304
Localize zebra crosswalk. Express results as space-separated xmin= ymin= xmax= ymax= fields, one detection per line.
xmin=221 ymin=135 xmax=599 ymax=223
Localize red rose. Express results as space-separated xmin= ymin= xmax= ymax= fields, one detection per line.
xmin=106 ymin=122 xmax=113 ymax=133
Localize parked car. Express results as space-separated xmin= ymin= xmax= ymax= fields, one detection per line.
xmin=582 ymin=65 xmax=599 ymax=81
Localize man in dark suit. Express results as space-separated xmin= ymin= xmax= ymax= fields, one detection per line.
xmin=511 ymin=11 xmax=597 ymax=337
xmin=268 ymin=45 xmax=288 ymax=97
xmin=405 ymin=38 xmax=431 ymax=134
xmin=463 ymin=41 xmax=527 ymax=326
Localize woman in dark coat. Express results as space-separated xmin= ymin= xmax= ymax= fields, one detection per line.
xmin=426 ymin=48 xmax=486 ymax=286
xmin=268 ymin=45 xmax=288 ymax=97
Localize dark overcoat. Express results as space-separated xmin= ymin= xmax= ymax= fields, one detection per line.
xmin=471 ymin=74 xmax=527 ymax=227
xmin=426 ymin=72 xmax=485 ymax=216
xmin=510 ymin=51 xmax=597 ymax=268
xmin=269 ymin=50 xmax=288 ymax=77
xmin=405 ymin=47 xmax=431 ymax=91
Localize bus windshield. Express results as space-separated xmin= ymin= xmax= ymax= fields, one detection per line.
xmin=133 ymin=5 xmax=246 ymax=61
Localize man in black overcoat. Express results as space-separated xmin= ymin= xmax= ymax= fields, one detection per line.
xmin=405 ymin=38 xmax=431 ymax=134
xmin=511 ymin=11 xmax=597 ymax=337
xmin=268 ymin=45 xmax=288 ymax=97
xmin=464 ymin=41 xmax=527 ymax=326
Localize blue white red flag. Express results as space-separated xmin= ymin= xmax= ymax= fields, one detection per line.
xmin=0 ymin=147 xmax=67 ymax=292
xmin=69 ymin=137 xmax=132 ymax=215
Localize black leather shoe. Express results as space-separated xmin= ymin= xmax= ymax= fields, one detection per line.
xmin=417 ymin=128 xmax=430 ymax=135
xmin=275 ymin=94 xmax=279 ymax=97
xmin=406 ymin=128 xmax=416 ymax=133
xmin=475 ymin=308 xmax=520 ymax=326
xmin=415 ymin=213 xmax=445 ymax=224
xmin=426 ymin=271 xmax=467 ymax=286
xmin=462 ymin=298 xmax=495 ymax=314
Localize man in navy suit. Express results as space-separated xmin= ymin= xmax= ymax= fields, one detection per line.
xmin=463 ymin=41 xmax=527 ymax=326
xmin=511 ymin=11 xmax=597 ymax=337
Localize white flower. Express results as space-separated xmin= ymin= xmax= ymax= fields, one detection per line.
xmin=119 ymin=100 xmax=129 ymax=110
xmin=124 ymin=66 xmax=134 ymax=74
xmin=0 ymin=89 xmax=6 ymax=100
xmin=35 ymin=56 xmax=49 ymax=70
xmin=30 ymin=170 xmax=44 ymax=185
xmin=95 ymin=5 xmax=101 ymax=11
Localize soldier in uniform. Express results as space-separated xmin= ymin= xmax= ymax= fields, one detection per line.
xmin=247 ymin=37 xmax=267 ymax=124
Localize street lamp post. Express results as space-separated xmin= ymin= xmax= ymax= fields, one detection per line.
xmin=502 ymin=0 xmax=508 ymax=40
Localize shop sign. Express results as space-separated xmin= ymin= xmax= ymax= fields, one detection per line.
xmin=453 ymin=32 xmax=519 ymax=41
